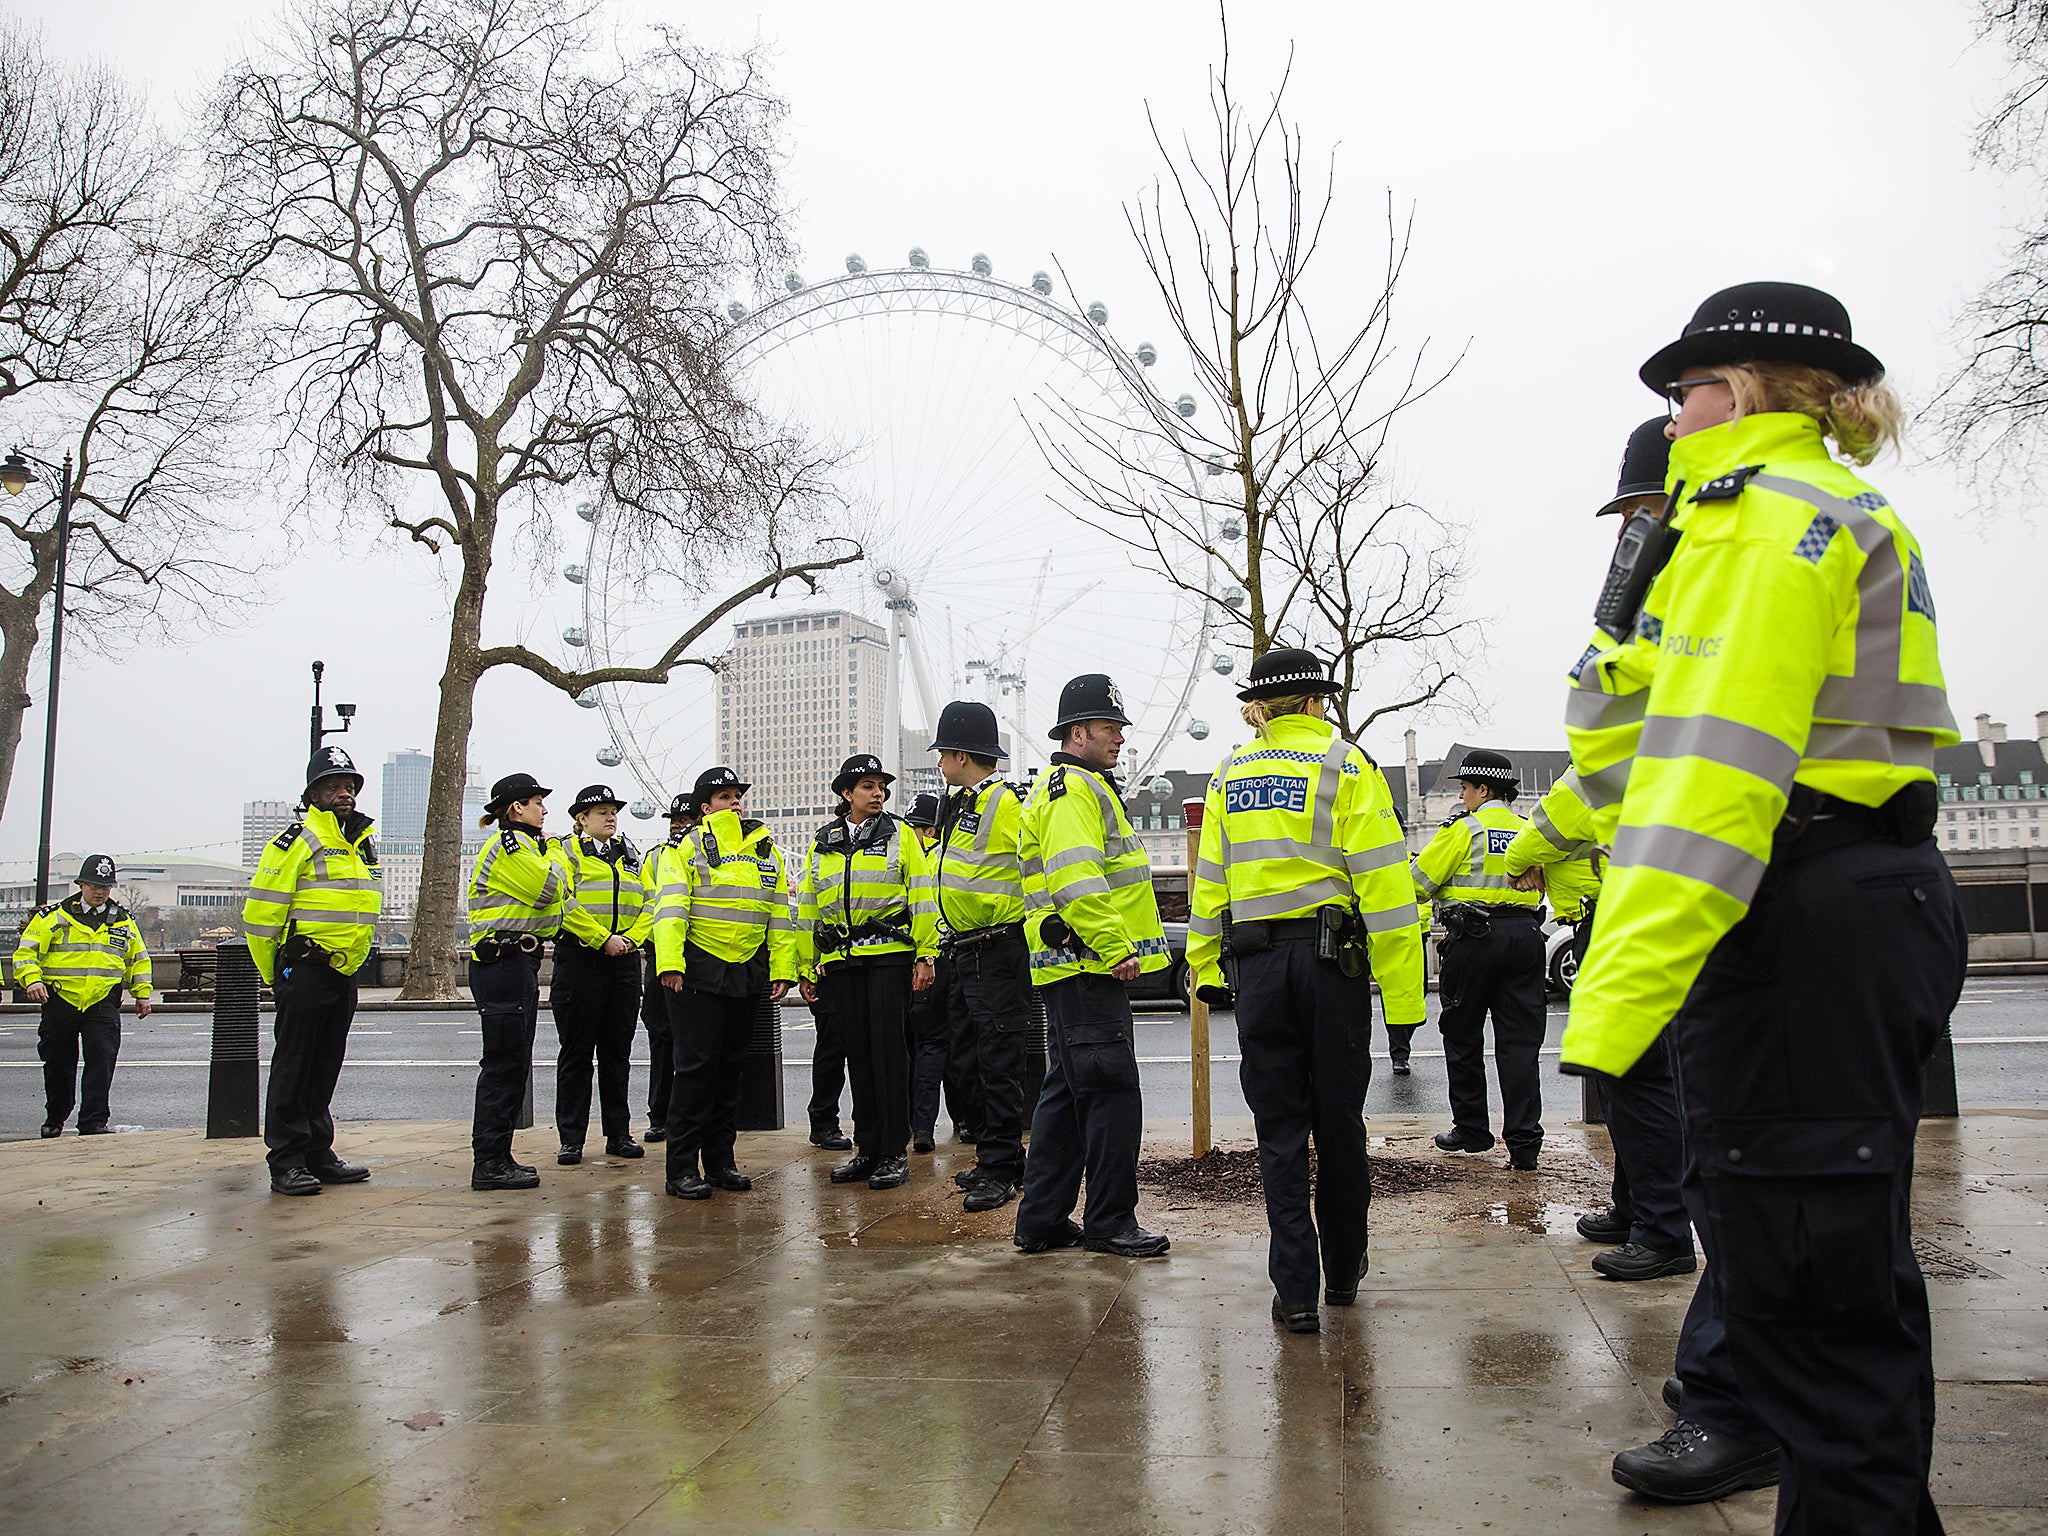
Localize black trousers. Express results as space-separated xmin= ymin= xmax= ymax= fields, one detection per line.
xmin=470 ymin=950 xmax=542 ymax=1161
xmin=1435 ymin=909 xmax=1546 ymax=1155
xmin=641 ymin=950 xmax=673 ymax=1128
xmin=807 ymin=994 xmax=848 ymax=1135
xmin=821 ymin=960 xmax=913 ymax=1159
xmin=908 ymin=972 xmax=948 ymax=1139
xmin=38 ymin=992 xmax=121 ymax=1131
xmin=550 ymin=944 xmax=640 ymax=1146
xmin=1015 ymin=972 xmax=1144 ymax=1241
xmin=940 ymin=933 xmax=1031 ymax=1181
xmin=1385 ymin=1022 xmax=1419 ymax=1065
xmin=1236 ymin=939 xmax=1374 ymax=1307
xmin=1675 ymin=830 xmax=1964 ymax=1536
xmin=264 ymin=963 xmax=359 ymax=1174
xmin=665 ymin=985 xmax=753 ymax=1179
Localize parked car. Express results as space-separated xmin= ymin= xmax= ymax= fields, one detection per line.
xmin=1543 ymin=917 xmax=1578 ymax=997
xmin=1128 ymin=920 xmax=1192 ymax=1007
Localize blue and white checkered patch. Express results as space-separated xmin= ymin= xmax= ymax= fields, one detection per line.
xmin=1849 ymin=491 xmax=1890 ymax=512
xmin=1907 ymin=551 xmax=1937 ymax=620
xmin=1568 ymin=644 xmax=1601 ymax=682
xmin=1793 ymin=512 xmax=1840 ymax=563
xmin=1635 ymin=612 xmax=1664 ymax=645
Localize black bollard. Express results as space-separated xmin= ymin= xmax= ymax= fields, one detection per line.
xmin=207 ymin=942 xmax=262 ymax=1138
xmin=738 ymin=988 xmax=785 ymax=1131
xmin=1921 ymin=1019 xmax=1959 ymax=1119
xmin=1022 ymin=986 xmax=1048 ymax=1121
xmin=1581 ymin=1075 xmax=1608 ymax=1126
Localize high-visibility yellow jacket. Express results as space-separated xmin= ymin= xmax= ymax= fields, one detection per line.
xmin=12 ymin=896 xmax=151 ymax=1009
xmin=797 ymin=812 xmax=938 ymax=979
xmin=653 ymin=810 xmax=798 ymax=982
xmin=242 ymin=808 xmax=383 ymax=983
xmin=1186 ymin=715 xmax=1424 ymax=1023
xmin=1562 ymin=412 xmax=1958 ymax=1077
xmin=637 ymin=836 xmax=686 ymax=947
xmin=1020 ymin=756 xmax=1170 ymax=986
xmin=1410 ymin=802 xmax=1545 ymax=910
xmin=555 ymin=835 xmax=652 ymax=950
xmin=934 ymin=775 xmax=1027 ymax=933
xmin=466 ymin=826 xmax=565 ymax=948
xmin=1503 ymin=774 xmax=1606 ymax=922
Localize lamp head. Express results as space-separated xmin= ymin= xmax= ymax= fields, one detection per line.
xmin=1 ymin=452 xmax=36 ymax=497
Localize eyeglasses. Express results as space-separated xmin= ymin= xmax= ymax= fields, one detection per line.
xmin=1661 ymin=376 xmax=1727 ymax=419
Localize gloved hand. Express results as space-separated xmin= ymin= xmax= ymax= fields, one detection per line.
xmin=1195 ymin=984 xmax=1235 ymax=1010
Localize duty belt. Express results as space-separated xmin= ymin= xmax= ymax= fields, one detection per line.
xmin=472 ymin=932 xmax=546 ymax=964
xmin=281 ymin=933 xmax=348 ymax=971
xmin=940 ymin=922 xmax=1025 ymax=952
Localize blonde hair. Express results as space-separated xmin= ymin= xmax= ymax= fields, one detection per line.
xmin=1239 ymin=693 xmax=1327 ymax=738
xmin=1720 ymin=361 xmax=1904 ymax=466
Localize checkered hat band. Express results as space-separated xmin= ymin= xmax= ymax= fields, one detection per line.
xmin=1459 ymin=765 xmax=1517 ymax=781
xmin=1251 ymin=669 xmax=1327 ymax=689
xmin=1698 ymin=321 xmax=1843 ymax=338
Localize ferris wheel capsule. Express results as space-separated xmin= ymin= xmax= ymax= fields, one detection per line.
xmin=1176 ymin=393 xmax=1199 ymax=419
xmin=1030 ymin=271 xmax=1053 ymax=295
xmin=1188 ymin=719 xmax=1211 ymax=740
xmin=1086 ymin=300 xmax=1109 ymax=326
xmin=1135 ymin=341 xmax=1158 ymax=367
xmin=575 ymin=501 xmax=597 ymax=522
xmin=562 ymin=625 xmax=587 ymax=647
xmin=574 ymin=689 xmax=601 ymax=710
xmin=563 ymin=562 xmax=586 ymax=585
xmin=784 ymin=271 xmax=805 ymax=291
xmin=845 ymin=253 xmax=867 ymax=274
xmin=628 ymin=798 xmax=658 ymax=820
xmin=909 ymin=246 xmax=930 ymax=268
xmin=727 ymin=301 xmax=748 ymax=321
xmin=971 ymin=253 xmax=993 ymax=277
xmin=1218 ymin=515 xmax=1244 ymax=540
xmin=1221 ymin=587 xmax=1247 ymax=610
xmin=1211 ymin=653 xmax=1235 ymax=675
xmin=596 ymin=744 xmax=623 ymax=767
xmin=1148 ymin=775 xmax=1173 ymax=800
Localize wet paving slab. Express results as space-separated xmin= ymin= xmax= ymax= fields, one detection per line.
xmin=0 ymin=1113 xmax=2043 ymax=1532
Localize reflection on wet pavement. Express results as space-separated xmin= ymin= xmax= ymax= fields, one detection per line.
xmin=0 ymin=1113 xmax=2041 ymax=1532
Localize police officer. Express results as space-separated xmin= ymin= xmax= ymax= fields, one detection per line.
xmin=1013 ymin=674 xmax=1171 ymax=1258
xmin=1564 ymin=283 xmax=1964 ymax=1526
xmin=653 ymin=766 xmax=797 ymax=1198
xmin=1410 ymin=750 xmax=1547 ymax=1169
xmin=242 ymin=746 xmax=383 ymax=1194
xmin=639 ymin=792 xmax=697 ymax=1142
xmin=467 ymin=772 xmax=565 ymax=1191
xmin=550 ymin=784 xmax=647 ymax=1165
xmin=1505 ymin=421 xmax=1696 ymax=1283
xmin=1188 ymin=650 xmax=1425 ymax=1332
xmin=13 ymin=853 xmax=150 ymax=1138
xmin=797 ymin=754 xmax=937 ymax=1190
xmin=930 ymin=700 xmax=1033 ymax=1212
xmin=900 ymin=791 xmax=953 ymax=1155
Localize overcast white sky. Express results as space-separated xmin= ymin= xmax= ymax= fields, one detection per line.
xmin=2 ymin=0 xmax=2042 ymax=872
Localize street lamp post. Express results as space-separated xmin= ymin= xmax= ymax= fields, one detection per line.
xmin=308 ymin=659 xmax=355 ymax=762
xmin=3 ymin=449 xmax=75 ymax=907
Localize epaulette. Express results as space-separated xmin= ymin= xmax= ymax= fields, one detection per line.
xmin=740 ymin=817 xmax=765 ymax=835
xmin=500 ymin=828 xmax=523 ymax=854
xmin=1692 ymin=464 xmax=1762 ymax=503
xmin=815 ymin=822 xmax=847 ymax=852
xmin=1440 ymin=807 xmax=1471 ymax=828
xmin=105 ymin=902 xmax=130 ymax=922
xmin=33 ymin=901 xmax=61 ymax=918
xmin=273 ymin=822 xmax=304 ymax=851
xmin=1048 ymin=767 xmax=1067 ymax=799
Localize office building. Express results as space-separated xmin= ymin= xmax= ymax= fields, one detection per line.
xmin=241 ymin=800 xmax=297 ymax=867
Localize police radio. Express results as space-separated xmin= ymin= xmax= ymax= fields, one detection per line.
xmin=1594 ymin=481 xmax=1684 ymax=644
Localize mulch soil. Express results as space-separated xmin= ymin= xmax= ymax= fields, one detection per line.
xmin=1138 ymin=1147 xmax=1472 ymax=1203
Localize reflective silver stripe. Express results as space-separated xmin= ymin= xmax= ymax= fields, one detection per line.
xmin=1229 ymin=836 xmax=1345 ymax=870
xmin=1025 ymin=891 xmax=1053 ymax=910
xmin=1453 ymin=873 xmax=1516 ymax=890
xmin=1576 ymin=762 xmax=1630 ymax=809
xmin=1108 ymin=835 xmax=1147 ymax=858
xmin=300 ymin=877 xmax=380 ymax=893
xmin=1611 ymin=823 xmax=1765 ymax=905
xmin=1045 ymin=845 xmax=1103 ymax=875
xmin=287 ymin=908 xmax=377 ymax=927
xmin=1410 ymin=860 xmax=1445 ymax=900
xmin=1804 ymin=722 xmax=1936 ymax=771
xmin=938 ymin=873 xmax=1022 ymax=896
xmin=48 ymin=963 xmax=124 ymax=978
xmin=48 ymin=940 xmax=127 ymax=954
xmin=1104 ymin=864 xmax=1153 ymax=889
xmin=480 ymin=914 xmax=558 ymax=933
xmin=1750 ymin=474 xmax=1959 ymax=739
xmin=244 ymin=920 xmax=284 ymax=939
xmin=1189 ymin=911 xmax=1222 ymax=938
xmin=1342 ymin=841 xmax=1406 ymax=878
xmin=1812 ymin=676 xmax=1957 ymax=734
xmin=246 ymin=884 xmax=295 ymax=902
xmin=1195 ymin=857 xmax=1227 ymax=885
xmin=1232 ymin=879 xmax=1348 ymax=919
xmin=1310 ymin=736 xmax=1351 ymax=848
xmin=1638 ymin=713 xmax=1800 ymax=789
xmin=1565 ymin=688 xmax=1649 ymax=732
xmin=1059 ymin=874 xmax=1113 ymax=899
xmin=1020 ymin=856 xmax=1044 ymax=878
xmin=1361 ymin=901 xmax=1421 ymax=933
xmin=767 ymin=911 xmax=795 ymax=931
xmin=972 ymin=783 xmax=1014 ymax=854
xmin=1530 ymin=800 xmax=1595 ymax=858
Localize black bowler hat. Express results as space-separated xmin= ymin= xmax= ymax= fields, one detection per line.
xmin=832 ymin=753 xmax=895 ymax=796
xmin=1596 ymin=418 xmax=1674 ymax=517
xmin=1639 ymin=281 xmax=1884 ymax=392
xmin=1047 ymin=673 xmax=1131 ymax=740
xmin=1236 ymin=647 xmax=1340 ymax=702
xmin=76 ymin=853 xmax=117 ymax=885
xmin=691 ymin=765 xmax=751 ymax=810
xmin=485 ymin=772 xmax=550 ymax=815
xmin=930 ymin=700 xmax=1006 ymax=759
xmin=1453 ymin=748 xmax=1519 ymax=789
xmin=904 ymin=792 xmax=941 ymax=829
xmin=569 ymin=783 xmax=625 ymax=816
xmin=304 ymin=744 xmax=364 ymax=796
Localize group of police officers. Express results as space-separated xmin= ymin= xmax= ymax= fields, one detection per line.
xmin=12 ymin=276 xmax=1965 ymax=1532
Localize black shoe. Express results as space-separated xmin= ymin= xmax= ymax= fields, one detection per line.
xmin=1592 ymin=1243 xmax=1698 ymax=1281
xmin=1433 ymin=1128 xmax=1495 ymax=1154
xmin=557 ymin=1144 xmax=583 ymax=1166
xmin=1272 ymin=1295 xmax=1321 ymax=1334
xmin=811 ymin=1127 xmax=853 ymax=1151
xmin=472 ymin=1157 xmax=541 ymax=1191
xmin=1325 ymin=1254 xmax=1368 ymax=1306
xmin=868 ymin=1156 xmax=909 ymax=1190
xmin=957 ymin=1128 xmax=980 ymax=1145
xmin=270 ymin=1167 xmax=322 ymax=1197
xmin=605 ymin=1137 xmax=645 ymax=1159
xmin=643 ymin=1124 xmax=667 ymax=1143
xmin=1390 ymin=1059 xmax=1412 ymax=1077
xmin=830 ymin=1153 xmax=877 ymax=1184
xmin=1611 ymin=1420 xmax=1781 ymax=1503
xmin=963 ymin=1178 xmax=1018 ymax=1213
xmin=666 ymin=1173 xmax=714 ymax=1200
xmin=912 ymin=1135 xmax=936 ymax=1154
xmin=1508 ymin=1147 xmax=1540 ymax=1171
xmin=1083 ymin=1227 xmax=1171 ymax=1259
xmin=78 ymin=1124 xmax=111 ymax=1136
xmin=39 ymin=1123 xmax=61 ymax=1139
xmin=1014 ymin=1219 xmax=1085 ymax=1254
xmin=1576 ymin=1208 xmax=1631 ymax=1243
xmin=309 ymin=1161 xmax=370 ymax=1184
xmin=1662 ymin=1376 xmax=1683 ymax=1414
xmin=708 ymin=1166 xmax=752 ymax=1191
xmin=953 ymin=1167 xmax=981 ymax=1189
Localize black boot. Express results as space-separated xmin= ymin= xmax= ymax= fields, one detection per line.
xmin=1611 ymin=1421 xmax=1781 ymax=1503
xmin=1434 ymin=1127 xmax=1495 ymax=1153
xmin=1271 ymin=1295 xmax=1320 ymax=1334
xmin=1592 ymin=1243 xmax=1697 ymax=1281
xmin=473 ymin=1156 xmax=541 ymax=1191
xmin=270 ymin=1167 xmax=322 ymax=1197
xmin=830 ymin=1153 xmax=877 ymax=1184
xmin=1576 ymin=1207 xmax=1631 ymax=1243
xmin=867 ymin=1156 xmax=909 ymax=1190
xmin=605 ymin=1137 xmax=645 ymax=1159
xmin=810 ymin=1126 xmax=853 ymax=1151
xmin=666 ymin=1172 xmax=713 ymax=1199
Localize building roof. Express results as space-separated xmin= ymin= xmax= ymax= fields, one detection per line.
xmin=1936 ymin=736 xmax=2047 ymax=788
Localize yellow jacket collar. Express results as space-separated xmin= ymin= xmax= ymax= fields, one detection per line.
xmin=1257 ymin=713 xmax=1336 ymax=748
xmin=1669 ymin=412 xmax=1829 ymax=494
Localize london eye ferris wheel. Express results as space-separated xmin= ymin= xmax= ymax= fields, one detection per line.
xmin=570 ymin=250 xmax=1237 ymax=816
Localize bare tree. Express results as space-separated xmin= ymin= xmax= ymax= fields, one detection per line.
xmin=1932 ymin=2 xmax=2048 ymax=500
xmin=203 ymin=0 xmax=854 ymax=997
xmin=0 ymin=23 xmax=255 ymax=840
xmin=1034 ymin=10 xmax=1478 ymax=740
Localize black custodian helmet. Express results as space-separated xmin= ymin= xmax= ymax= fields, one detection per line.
xmin=930 ymin=700 xmax=1006 ymax=759
xmin=1047 ymin=674 xmax=1131 ymax=740
xmin=305 ymin=745 xmax=364 ymax=796
xmin=1595 ymin=418 xmax=1673 ymax=517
